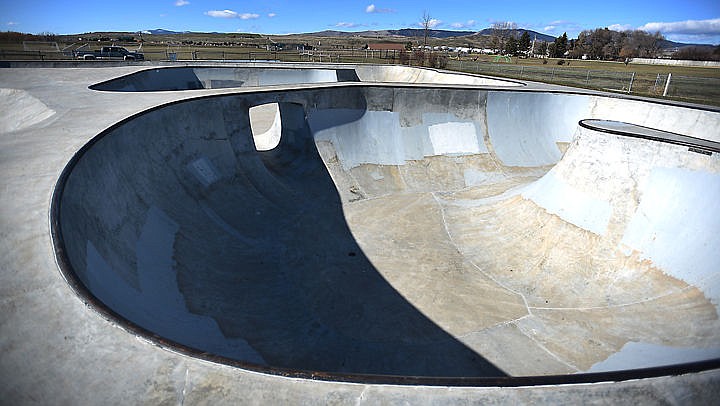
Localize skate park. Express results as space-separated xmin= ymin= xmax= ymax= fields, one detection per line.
xmin=1 ymin=62 xmax=719 ymax=403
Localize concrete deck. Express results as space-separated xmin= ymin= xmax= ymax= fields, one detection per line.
xmin=1 ymin=63 xmax=719 ymax=404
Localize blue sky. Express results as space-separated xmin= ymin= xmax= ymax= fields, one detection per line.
xmin=3 ymin=1 xmax=720 ymax=44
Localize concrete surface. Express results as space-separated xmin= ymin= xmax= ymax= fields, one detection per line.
xmin=87 ymin=64 xmax=523 ymax=91
xmin=1 ymin=63 xmax=720 ymax=404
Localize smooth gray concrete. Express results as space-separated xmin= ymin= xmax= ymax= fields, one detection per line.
xmin=1 ymin=63 xmax=720 ymax=404
xmin=88 ymin=64 xmax=522 ymax=91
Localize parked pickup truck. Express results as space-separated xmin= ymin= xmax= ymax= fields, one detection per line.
xmin=76 ymin=46 xmax=144 ymax=61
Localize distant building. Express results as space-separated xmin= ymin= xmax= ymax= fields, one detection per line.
xmin=267 ymin=43 xmax=313 ymax=51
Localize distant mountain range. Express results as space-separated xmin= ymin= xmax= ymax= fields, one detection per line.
xmin=140 ymin=28 xmax=711 ymax=49
xmin=141 ymin=27 xmax=555 ymax=42
xmin=658 ymin=38 xmax=715 ymax=50
xmin=141 ymin=29 xmax=193 ymax=35
xmin=305 ymin=28 xmax=557 ymax=43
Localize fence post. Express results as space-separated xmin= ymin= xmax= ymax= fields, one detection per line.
xmin=628 ymin=72 xmax=635 ymax=93
xmin=520 ymin=65 xmax=524 ymax=77
xmin=551 ymin=68 xmax=555 ymax=80
xmin=663 ymin=73 xmax=672 ymax=97
xmin=652 ymin=73 xmax=660 ymax=93
xmin=586 ymin=70 xmax=590 ymax=85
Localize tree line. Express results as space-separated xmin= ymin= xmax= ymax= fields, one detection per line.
xmin=491 ymin=25 xmax=720 ymax=61
xmin=569 ymin=28 xmax=664 ymax=60
xmin=0 ymin=31 xmax=58 ymax=42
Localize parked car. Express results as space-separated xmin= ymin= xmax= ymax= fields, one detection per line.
xmin=76 ymin=46 xmax=144 ymax=61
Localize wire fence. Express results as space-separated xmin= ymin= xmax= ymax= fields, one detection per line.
xmin=2 ymin=48 xmax=719 ymax=105
xmin=444 ymin=59 xmax=720 ymax=105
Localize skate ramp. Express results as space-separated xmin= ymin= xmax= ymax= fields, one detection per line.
xmin=0 ymin=88 xmax=56 ymax=132
xmin=53 ymin=86 xmax=720 ymax=380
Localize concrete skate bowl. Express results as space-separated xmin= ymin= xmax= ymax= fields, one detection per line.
xmin=52 ymin=86 xmax=720 ymax=385
xmin=88 ymin=65 xmax=523 ymax=91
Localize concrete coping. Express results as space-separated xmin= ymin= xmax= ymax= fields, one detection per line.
xmin=579 ymin=119 xmax=720 ymax=154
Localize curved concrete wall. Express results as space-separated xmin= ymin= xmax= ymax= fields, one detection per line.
xmin=56 ymin=86 xmax=720 ymax=381
xmin=353 ymin=65 xmax=523 ymax=86
xmin=90 ymin=66 xmax=355 ymax=91
xmin=89 ymin=65 xmax=522 ymax=91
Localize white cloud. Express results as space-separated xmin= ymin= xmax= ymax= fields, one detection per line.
xmin=205 ymin=10 xmax=238 ymax=18
xmin=539 ymin=20 xmax=581 ymax=36
xmin=607 ymin=23 xmax=633 ymax=31
xmin=638 ymin=18 xmax=720 ymax=35
xmin=7 ymin=21 xmax=18 ymax=26
xmin=204 ymin=10 xmax=259 ymax=19
xmin=268 ymin=13 xmax=276 ymax=18
xmin=366 ymin=4 xmax=394 ymax=13
xmin=335 ymin=22 xmax=361 ymax=28
xmin=174 ymin=0 xmax=189 ymax=6
xmin=419 ymin=18 xmax=442 ymax=29
xmin=451 ymin=20 xmax=476 ymax=29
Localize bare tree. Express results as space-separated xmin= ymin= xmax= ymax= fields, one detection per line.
xmin=491 ymin=21 xmax=517 ymax=54
xmin=421 ymin=11 xmax=433 ymax=49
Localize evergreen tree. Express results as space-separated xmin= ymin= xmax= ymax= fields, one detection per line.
xmin=504 ymin=37 xmax=518 ymax=56
xmin=552 ymin=32 xmax=568 ymax=58
xmin=518 ymin=31 xmax=531 ymax=54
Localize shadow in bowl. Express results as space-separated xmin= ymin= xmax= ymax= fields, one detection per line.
xmin=54 ymin=90 xmax=505 ymax=378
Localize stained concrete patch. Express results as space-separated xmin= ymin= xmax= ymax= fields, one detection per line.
xmin=344 ymin=192 xmax=528 ymax=336
xmin=460 ymin=322 xmax=577 ymax=376
xmin=518 ymin=287 xmax=720 ymax=371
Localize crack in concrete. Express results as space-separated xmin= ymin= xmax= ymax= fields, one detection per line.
xmin=354 ymin=385 xmax=369 ymax=406
xmin=179 ymin=367 xmax=188 ymax=406
xmin=528 ymin=284 xmax=697 ymax=311
xmin=430 ymin=191 xmax=532 ymax=314
xmin=515 ymin=322 xmax=581 ymax=372
xmin=430 ymin=191 xmax=586 ymax=372
xmin=456 ymin=314 xmax=532 ymax=339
